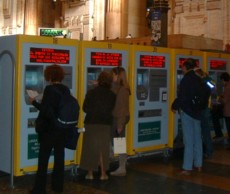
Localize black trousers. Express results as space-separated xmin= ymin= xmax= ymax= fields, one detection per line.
xmin=211 ymin=109 xmax=224 ymax=137
xmin=224 ymin=117 xmax=230 ymax=139
xmin=32 ymin=130 xmax=65 ymax=194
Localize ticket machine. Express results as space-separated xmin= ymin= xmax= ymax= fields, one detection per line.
xmin=204 ymin=51 xmax=230 ymax=135
xmin=77 ymin=41 xmax=129 ymax=160
xmin=204 ymin=52 xmax=230 ymax=96
xmin=0 ymin=35 xmax=79 ymax=176
xmin=128 ymin=45 xmax=173 ymax=156
xmin=172 ymin=49 xmax=204 ymax=148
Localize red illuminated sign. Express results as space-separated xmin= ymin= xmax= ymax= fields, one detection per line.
xmin=90 ymin=52 xmax=122 ymax=66
xmin=140 ymin=55 xmax=165 ymax=68
xmin=179 ymin=58 xmax=200 ymax=68
xmin=210 ymin=60 xmax=227 ymax=70
xmin=30 ymin=47 xmax=70 ymax=64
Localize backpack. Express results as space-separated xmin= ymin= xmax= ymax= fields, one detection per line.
xmin=54 ymin=87 xmax=80 ymax=129
xmin=191 ymin=77 xmax=211 ymax=111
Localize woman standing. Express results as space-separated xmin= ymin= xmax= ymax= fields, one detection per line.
xmin=30 ymin=64 xmax=70 ymax=194
xmin=110 ymin=66 xmax=130 ymax=176
xmin=80 ymin=71 xmax=116 ymax=180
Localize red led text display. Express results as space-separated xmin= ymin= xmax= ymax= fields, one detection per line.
xmin=179 ymin=58 xmax=200 ymax=68
xmin=140 ymin=55 xmax=165 ymax=68
xmin=210 ymin=60 xmax=227 ymax=70
xmin=30 ymin=47 xmax=70 ymax=64
xmin=90 ymin=52 xmax=122 ymax=66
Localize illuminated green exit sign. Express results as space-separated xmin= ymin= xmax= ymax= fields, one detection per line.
xmin=39 ymin=28 xmax=69 ymax=37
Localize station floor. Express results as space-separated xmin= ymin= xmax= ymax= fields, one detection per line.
xmin=1 ymin=139 xmax=230 ymax=194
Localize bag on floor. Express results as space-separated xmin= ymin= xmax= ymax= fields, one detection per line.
xmin=113 ymin=137 xmax=127 ymax=154
xmin=65 ymin=126 xmax=80 ymax=150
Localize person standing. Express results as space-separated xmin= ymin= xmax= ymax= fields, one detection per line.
xmin=30 ymin=64 xmax=70 ymax=194
xmin=219 ymin=72 xmax=230 ymax=142
xmin=110 ymin=66 xmax=130 ymax=176
xmin=194 ymin=68 xmax=213 ymax=159
xmin=171 ymin=58 xmax=203 ymax=175
xmin=80 ymin=71 xmax=116 ymax=180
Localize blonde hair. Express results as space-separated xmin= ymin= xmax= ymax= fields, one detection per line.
xmin=112 ymin=66 xmax=130 ymax=93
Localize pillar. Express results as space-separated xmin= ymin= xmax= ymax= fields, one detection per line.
xmin=126 ymin=0 xmax=147 ymax=38
xmin=24 ymin=0 xmax=38 ymax=35
xmin=150 ymin=0 xmax=169 ymax=47
xmin=105 ymin=0 xmax=122 ymax=39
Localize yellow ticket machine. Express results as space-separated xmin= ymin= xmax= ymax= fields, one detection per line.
xmin=204 ymin=51 xmax=230 ymax=96
xmin=128 ymin=45 xmax=173 ymax=156
xmin=172 ymin=48 xmax=204 ymax=148
xmin=203 ymin=51 xmax=230 ymax=137
xmin=77 ymin=41 xmax=130 ymax=162
xmin=0 ymin=35 xmax=79 ymax=176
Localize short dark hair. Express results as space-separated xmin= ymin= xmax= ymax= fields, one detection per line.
xmin=44 ymin=64 xmax=65 ymax=82
xmin=183 ymin=58 xmax=197 ymax=70
xmin=220 ymin=72 xmax=230 ymax=82
xmin=97 ymin=71 xmax=113 ymax=88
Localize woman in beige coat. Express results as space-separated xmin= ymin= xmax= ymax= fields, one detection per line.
xmin=110 ymin=66 xmax=130 ymax=176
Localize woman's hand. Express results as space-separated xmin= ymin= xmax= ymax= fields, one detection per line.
xmin=117 ymin=127 xmax=123 ymax=135
xmin=28 ymin=97 xmax=35 ymax=104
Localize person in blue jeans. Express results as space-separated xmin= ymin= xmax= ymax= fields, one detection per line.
xmin=172 ymin=58 xmax=204 ymax=175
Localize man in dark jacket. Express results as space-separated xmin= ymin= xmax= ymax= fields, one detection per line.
xmin=172 ymin=58 xmax=203 ymax=175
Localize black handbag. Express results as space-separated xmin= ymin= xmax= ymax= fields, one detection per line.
xmin=35 ymin=115 xmax=46 ymax=134
xmin=65 ymin=127 xmax=79 ymax=150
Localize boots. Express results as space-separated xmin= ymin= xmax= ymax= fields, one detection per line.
xmin=110 ymin=154 xmax=127 ymax=176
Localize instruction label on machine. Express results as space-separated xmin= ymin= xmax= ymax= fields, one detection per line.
xmin=28 ymin=134 xmax=40 ymax=159
xmin=138 ymin=121 xmax=161 ymax=142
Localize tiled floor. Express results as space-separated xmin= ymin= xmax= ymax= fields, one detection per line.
xmin=1 ymin=140 xmax=230 ymax=194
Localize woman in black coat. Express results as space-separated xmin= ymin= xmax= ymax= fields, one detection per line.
xmin=80 ymin=71 xmax=116 ymax=180
xmin=30 ymin=64 xmax=69 ymax=194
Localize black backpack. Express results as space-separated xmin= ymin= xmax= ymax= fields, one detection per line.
xmin=54 ymin=87 xmax=80 ymax=129
xmin=191 ymin=77 xmax=210 ymax=111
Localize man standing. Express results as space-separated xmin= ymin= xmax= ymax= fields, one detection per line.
xmin=172 ymin=58 xmax=203 ymax=175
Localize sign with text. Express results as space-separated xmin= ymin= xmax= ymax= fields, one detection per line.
xmin=28 ymin=134 xmax=40 ymax=159
xmin=30 ymin=47 xmax=70 ymax=64
xmin=209 ymin=60 xmax=227 ymax=70
xmin=140 ymin=55 xmax=165 ymax=68
xmin=90 ymin=52 xmax=122 ymax=66
xmin=138 ymin=121 xmax=161 ymax=142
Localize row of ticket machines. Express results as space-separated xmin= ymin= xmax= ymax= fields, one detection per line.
xmin=0 ymin=35 xmax=229 ymax=176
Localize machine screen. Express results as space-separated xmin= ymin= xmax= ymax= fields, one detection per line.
xmin=30 ymin=47 xmax=70 ymax=64
xmin=26 ymin=71 xmax=39 ymax=88
xmin=140 ymin=55 xmax=165 ymax=68
xmin=90 ymin=52 xmax=122 ymax=66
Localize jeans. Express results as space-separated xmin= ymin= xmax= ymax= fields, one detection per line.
xmin=201 ymin=108 xmax=213 ymax=157
xmin=181 ymin=112 xmax=203 ymax=170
